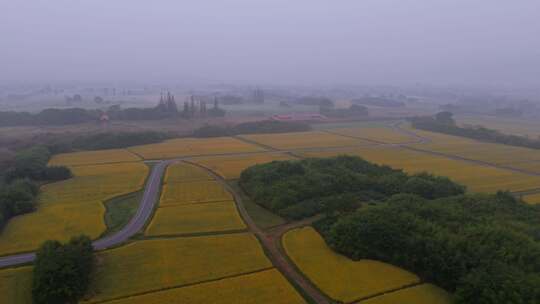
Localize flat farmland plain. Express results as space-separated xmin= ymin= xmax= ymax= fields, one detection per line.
xmin=49 ymin=149 xmax=141 ymax=166
xmin=0 ymin=162 xmax=148 ymax=256
xmin=239 ymin=131 xmax=369 ymax=150
xmin=283 ymin=227 xmax=420 ymax=303
xmin=301 ymin=146 xmax=540 ymax=193
xmin=104 ymin=269 xmax=305 ymax=304
xmin=193 ymin=153 xmax=295 ymax=179
xmin=128 ymin=137 xmax=265 ymax=159
xmin=358 ymin=283 xmax=452 ymax=304
xmin=86 ymin=233 xmax=273 ymax=302
xmin=146 ymin=201 xmax=246 ymax=236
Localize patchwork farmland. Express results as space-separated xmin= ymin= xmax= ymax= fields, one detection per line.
xmin=2 ymin=121 xmax=540 ymax=303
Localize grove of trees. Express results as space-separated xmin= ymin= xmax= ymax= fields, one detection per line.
xmin=32 ymin=235 xmax=95 ymax=304
xmin=240 ymin=156 xmax=540 ymax=303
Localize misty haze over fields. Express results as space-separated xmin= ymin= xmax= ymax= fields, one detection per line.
xmin=2 ymin=0 xmax=540 ymax=86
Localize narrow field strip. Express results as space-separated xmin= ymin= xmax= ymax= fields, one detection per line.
xmin=98 ymin=268 xmax=305 ymax=304
xmin=282 ymin=227 xmax=420 ymax=303
xmin=145 ymin=201 xmax=246 ymax=236
xmin=163 ymin=162 xmax=214 ymax=183
xmin=159 ymin=180 xmax=233 ymax=206
xmin=49 ymin=149 xmax=141 ymax=166
xmin=86 ymin=233 xmax=272 ymax=302
xmin=356 ymin=283 xmax=452 ymax=304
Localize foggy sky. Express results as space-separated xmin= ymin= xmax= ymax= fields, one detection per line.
xmin=2 ymin=0 xmax=540 ymax=86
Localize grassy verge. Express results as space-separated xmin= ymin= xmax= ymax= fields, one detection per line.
xmin=103 ymin=191 xmax=144 ymax=235
xmin=229 ymin=181 xmax=286 ymax=229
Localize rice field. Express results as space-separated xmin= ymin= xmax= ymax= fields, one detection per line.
xmin=146 ymin=201 xmax=246 ymax=236
xmin=0 ymin=162 xmax=148 ymax=256
xmin=49 ymin=149 xmax=141 ymax=166
xmin=329 ymin=127 xmax=418 ymax=144
xmin=0 ymin=266 xmax=32 ymax=304
xmin=103 ymin=269 xmax=305 ymax=304
xmin=128 ymin=137 xmax=265 ymax=160
xmin=456 ymin=115 xmax=540 ymax=139
xmin=164 ymin=162 xmax=214 ymax=183
xmin=193 ymin=153 xmax=294 ymax=179
xmin=282 ymin=227 xmax=420 ymax=303
xmin=408 ymin=129 xmax=540 ymax=165
xmin=160 ymin=180 xmax=233 ymax=206
xmin=358 ymin=284 xmax=452 ymax=304
xmin=239 ymin=131 xmax=369 ymax=150
xmin=301 ymin=146 xmax=540 ymax=193
xmin=502 ymin=160 xmax=540 ymax=174
xmin=522 ymin=193 xmax=540 ymax=205
xmin=87 ymin=233 xmax=272 ymax=302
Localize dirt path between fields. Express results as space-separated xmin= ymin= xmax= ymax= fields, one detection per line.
xmin=186 ymin=161 xmax=332 ymax=304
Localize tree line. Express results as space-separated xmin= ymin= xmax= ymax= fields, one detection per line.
xmin=240 ymin=156 xmax=540 ymax=303
xmin=0 ymin=98 xmax=227 ymax=127
xmin=410 ymin=111 xmax=540 ymax=150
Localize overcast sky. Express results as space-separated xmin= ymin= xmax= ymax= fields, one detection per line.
xmin=1 ymin=0 xmax=539 ymax=86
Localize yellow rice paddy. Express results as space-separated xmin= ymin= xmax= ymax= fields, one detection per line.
xmin=282 ymin=227 xmax=420 ymax=303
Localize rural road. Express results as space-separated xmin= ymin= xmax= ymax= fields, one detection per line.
xmin=186 ymin=161 xmax=332 ymax=304
xmin=0 ymin=160 xmax=171 ymax=268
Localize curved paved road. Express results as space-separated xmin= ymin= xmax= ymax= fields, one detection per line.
xmin=0 ymin=160 xmax=171 ymax=268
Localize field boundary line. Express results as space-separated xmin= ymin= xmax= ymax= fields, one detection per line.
xmin=143 ymin=229 xmax=249 ymax=239
xmin=233 ymin=135 xmax=279 ymax=151
xmin=88 ymin=266 xmax=276 ymax=304
xmin=349 ymin=281 xmax=424 ymax=304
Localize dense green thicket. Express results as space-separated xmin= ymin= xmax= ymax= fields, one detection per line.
xmin=241 ymin=156 xmax=540 ymax=303
xmin=70 ymin=131 xmax=176 ymax=150
xmin=411 ymin=111 xmax=540 ymax=149
xmin=239 ymin=156 xmax=465 ymax=220
xmin=4 ymin=146 xmax=71 ymax=182
xmin=193 ymin=120 xmax=312 ymax=138
xmin=0 ymin=179 xmax=39 ymax=229
xmin=0 ymin=146 xmax=71 ymax=229
xmin=322 ymin=193 xmax=540 ymax=303
xmin=32 ymin=235 xmax=95 ymax=304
